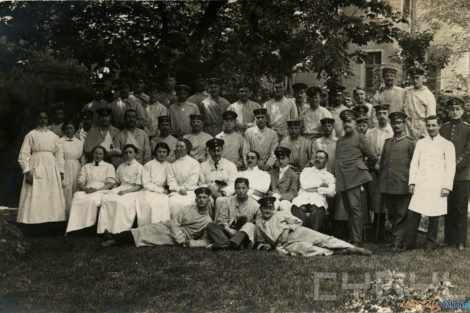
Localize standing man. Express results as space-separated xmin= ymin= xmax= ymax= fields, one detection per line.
xmin=142 ymin=83 xmax=167 ymax=139
xmin=129 ymin=77 xmax=150 ymax=105
xmin=207 ymin=177 xmax=259 ymax=250
xmin=312 ymin=118 xmax=338 ymax=173
xmin=150 ymin=116 xmax=178 ymax=163
xmin=302 ymin=86 xmax=332 ymax=140
xmin=404 ymin=68 xmax=437 ymax=139
xmin=216 ymin=111 xmax=244 ymax=169
xmin=109 ymin=80 xmax=146 ymax=129
xmin=378 ymin=112 xmax=416 ymax=251
xmin=328 ymin=91 xmax=349 ymax=137
xmin=353 ymin=87 xmax=376 ymax=126
xmin=373 ymin=66 xmax=406 ymax=114
xmin=168 ymin=84 xmax=200 ymax=137
xmin=199 ymin=138 xmax=238 ymax=201
xmin=83 ymin=107 xmax=120 ymax=162
xmin=183 ymin=113 xmax=213 ymax=163
xmin=242 ymin=108 xmax=278 ymax=171
xmin=405 ymin=116 xmax=455 ymax=250
xmin=227 ymin=85 xmax=261 ymax=133
xmin=201 ymin=78 xmax=231 ymax=136
xmin=263 ymin=80 xmax=298 ymax=140
xmin=187 ymin=76 xmax=210 ymax=110
xmin=440 ymin=97 xmax=470 ymax=250
xmin=158 ymin=73 xmax=178 ymax=107
xmin=292 ymin=83 xmax=308 ymax=116
xmin=76 ymin=109 xmax=93 ymax=141
xmin=335 ymin=109 xmax=377 ymax=246
xmin=279 ymin=119 xmax=312 ymax=173
xmin=48 ymin=102 xmax=66 ymax=137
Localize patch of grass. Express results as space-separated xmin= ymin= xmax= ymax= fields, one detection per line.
xmin=1 ymin=235 xmax=470 ymax=313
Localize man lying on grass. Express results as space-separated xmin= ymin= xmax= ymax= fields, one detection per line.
xmin=101 ymin=187 xmax=212 ymax=247
xmin=255 ymin=196 xmax=372 ymax=256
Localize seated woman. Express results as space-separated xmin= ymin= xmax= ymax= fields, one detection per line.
xmin=66 ymin=146 xmax=116 ymax=233
xmin=97 ymin=144 xmax=144 ymax=234
xmin=138 ymin=142 xmax=171 ymax=226
xmin=255 ymin=196 xmax=371 ymax=256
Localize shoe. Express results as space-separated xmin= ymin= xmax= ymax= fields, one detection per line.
xmin=211 ymin=243 xmax=230 ymax=251
xmin=459 ymin=243 xmax=465 ymax=251
xmin=101 ymin=239 xmax=116 ymax=247
xmin=351 ymin=247 xmax=372 ymax=256
xmin=102 ymin=229 xmax=113 ymax=241
xmin=352 ymin=241 xmax=363 ymax=247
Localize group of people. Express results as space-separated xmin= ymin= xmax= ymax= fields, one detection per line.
xmin=16 ymin=65 xmax=469 ymax=256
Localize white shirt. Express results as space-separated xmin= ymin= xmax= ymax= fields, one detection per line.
xmin=292 ymin=166 xmax=336 ymax=208
xmin=167 ymin=155 xmax=201 ymax=192
xmin=239 ymin=166 xmax=271 ymax=200
xmin=199 ymin=158 xmax=238 ymax=196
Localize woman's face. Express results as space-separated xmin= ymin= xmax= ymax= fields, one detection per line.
xmin=93 ymin=148 xmax=105 ymax=162
xmin=124 ymin=147 xmax=136 ymax=162
xmin=175 ymin=141 xmax=188 ymax=158
xmin=155 ymin=147 xmax=169 ymax=162
xmin=64 ymin=123 xmax=76 ymax=138
xmin=37 ymin=112 xmax=48 ymax=127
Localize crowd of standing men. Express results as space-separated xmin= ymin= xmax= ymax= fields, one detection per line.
xmin=16 ymin=65 xmax=470 ymax=256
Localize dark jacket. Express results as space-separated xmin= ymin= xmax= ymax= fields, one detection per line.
xmin=270 ymin=167 xmax=299 ymax=202
xmin=440 ymin=120 xmax=470 ymax=181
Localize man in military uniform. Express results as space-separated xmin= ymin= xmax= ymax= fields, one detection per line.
xmin=378 ymin=112 xmax=416 ymax=251
xmin=292 ymin=82 xmax=308 ymax=116
xmin=201 ymin=78 xmax=231 ymax=136
xmin=227 ymin=85 xmax=261 ymax=133
xmin=150 ymin=115 xmax=178 ymax=163
xmin=302 ymin=86 xmax=332 ymax=140
xmin=215 ymin=111 xmax=244 ymax=169
xmin=440 ymin=97 xmax=470 ymax=250
xmin=373 ymin=65 xmax=406 ymax=114
xmin=183 ymin=113 xmax=213 ymax=163
xmin=279 ymin=119 xmax=312 ymax=173
xmin=168 ymin=84 xmax=201 ymax=137
xmin=335 ymin=109 xmax=377 ymax=246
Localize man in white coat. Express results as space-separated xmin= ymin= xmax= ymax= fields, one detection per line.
xmin=405 ymin=115 xmax=456 ymax=250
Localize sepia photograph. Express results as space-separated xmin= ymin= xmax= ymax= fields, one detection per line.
xmin=0 ymin=0 xmax=469 ymax=312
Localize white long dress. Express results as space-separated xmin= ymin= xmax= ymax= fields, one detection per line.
xmin=138 ymin=159 xmax=171 ymax=226
xmin=97 ymin=159 xmax=144 ymax=234
xmin=18 ymin=128 xmax=66 ymax=224
xmin=408 ymin=135 xmax=456 ymax=216
xmin=167 ymin=155 xmax=201 ymax=217
xmin=65 ymin=161 xmax=116 ymax=233
xmin=59 ymin=137 xmax=84 ymax=215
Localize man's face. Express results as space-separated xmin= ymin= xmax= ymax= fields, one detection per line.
xmin=155 ymin=147 xmax=169 ymax=162
xmin=98 ymin=114 xmax=112 ymax=127
xmin=425 ymin=119 xmax=440 ymax=137
xmin=164 ymin=77 xmax=176 ymax=90
xmin=255 ymin=115 xmax=266 ymax=128
xmin=260 ymin=204 xmax=275 ymax=220
xmin=448 ymin=105 xmax=464 ymax=120
xmin=53 ymin=109 xmax=65 ymax=123
xmin=277 ymin=154 xmax=290 ymax=167
xmin=376 ymin=110 xmax=389 ymax=126
xmin=288 ymin=125 xmax=301 ymax=139
xmin=465 ymin=102 xmax=470 ymax=112
xmin=314 ymin=152 xmax=327 ymax=169
xmin=81 ymin=117 xmax=93 ymax=130
xmin=238 ymin=87 xmax=250 ymax=102
xmin=356 ymin=122 xmax=369 ymax=134
xmin=195 ymin=193 xmax=210 ymax=208
xmin=273 ymin=83 xmax=284 ymax=97
xmin=344 ymin=97 xmax=353 ymax=108
xmin=177 ymin=90 xmax=189 ymax=102
xmin=308 ymin=94 xmax=321 ymax=107
xmin=294 ymin=90 xmax=305 ymax=103
xmin=413 ymin=75 xmax=424 ymax=88
xmin=235 ymin=182 xmax=249 ymax=198
xmin=354 ymin=90 xmax=366 ymax=104
xmin=246 ymin=152 xmax=259 ymax=167
xmin=322 ymin=123 xmax=334 ymax=137
xmin=175 ymin=141 xmax=188 ymax=158
xmin=223 ymin=119 xmax=235 ymax=133
xmin=209 ymin=146 xmax=223 ymax=162
xmin=133 ymin=80 xmax=145 ymax=93
xmin=124 ymin=111 xmax=137 ymax=128
xmin=383 ymin=72 xmax=396 ymax=86
xmin=158 ymin=121 xmax=171 ymax=134
xmin=37 ymin=112 xmax=48 ymax=127
xmin=119 ymin=85 xmax=130 ymax=99
xmin=343 ymin=120 xmax=356 ymax=135
xmin=391 ymin=119 xmax=405 ymax=134
xmin=208 ymin=84 xmax=220 ymax=97
xmin=190 ymin=118 xmax=203 ymax=132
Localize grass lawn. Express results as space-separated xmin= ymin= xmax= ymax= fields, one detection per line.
xmin=1 ymin=234 xmax=470 ymax=313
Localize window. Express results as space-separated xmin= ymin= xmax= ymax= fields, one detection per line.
xmin=365 ymin=52 xmax=382 ymax=90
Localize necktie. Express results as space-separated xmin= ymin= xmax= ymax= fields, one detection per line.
xmin=95 ymin=161 xmax=99 ymax=166
xmin=214 ymin=161 xmax=219 ymax=170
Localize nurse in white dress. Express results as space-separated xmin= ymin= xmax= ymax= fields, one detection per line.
xmin=138 ymin=142 xmax=171 ymax=226
xmin=18 ymin=111 xmax=66 ymax=226
xmin=97 ymin=144 xmax=144 ymax=234
xmin=59 ymin=120 xmax=85 ymax=215
xmin=66 ymin=146 xmax=116 ymax=233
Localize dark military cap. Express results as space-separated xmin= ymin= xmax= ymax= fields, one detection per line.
xmin=389 ymin=111 xmax=408 ymax=122
xmin=292 ymin=83 xmax=308 ymax=92
xmin=356 ymin=117 xmax=369 ymax=125
xmin=409 ymin=67 xmax=426 ymax=76
xmin=320 ymin=117 xmax=335 ymax=125
xmin=258 ymin=196 xmax=276 ymax=207
xmin=208 ymin=78 xmax=221 ymax=86
xmin=253 ymin=108 xmax=267 ymax=116
xmin=176 ymin=84 xmax=191 ymax=93
xmin=286 ymin=119 xmax=302 ymax=127
xmin=381 ymin=65 xmax=398 ymax=75
xmin=274 ymin=146 xmax=291 ymax=157
xmin=96 ymin=107 xmax=113 ymax=116
xmin=306 ymin=86 xmax=323 ymax=97
xmin=147 ymin=82 xmax=161 ymax=91
xmin=80 ymin=109 xmax=93 ymax=120
xmin=206 ymin=138 xmax=224 ymax=149
xmin=339 ymin=109 xmax=358 ymax=122
xmin=352 ymin=105 xmax=369 ymax=115
xmin=375 ymin=104 xmax=390 ymax=112
xmin=194 ymin=187 xmax=211 ymax=196
xmin=157 ymin=115 xmax=171 ymax=123
xmin=446 ymin=97 xmax=465 ymax=108
xmin=189 ymin=113 xmax=204 ymax=121
xmin=222 ymin=110 xmax=238 ymax=120
xmin=49 ymin=101 xmax=65 ymax=111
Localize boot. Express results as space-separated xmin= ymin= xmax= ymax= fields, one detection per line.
xmin=372 ymin=213 xmax=386 ymax=243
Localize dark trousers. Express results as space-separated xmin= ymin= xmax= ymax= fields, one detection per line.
xmin=445 ymin=181 xmax=469 ymax=247
xmin=17 ymin=221 xmax=66 ymax=237
xmin=405 ymin=211 xmax=440 ymax=248
xmin=291 ymin=205 xmax=325 ymax=232
xmin=112 ymin=230 xmax=135 ymax=245
xmin=382 ymin=193 xmax=411 ymax=247
xmin=206 ymin=223 xmax=247 ymax=248
xmin=341 ymin=186 xmax=365 ymax=244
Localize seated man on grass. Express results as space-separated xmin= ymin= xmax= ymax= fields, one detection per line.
xmin=101 ymin=187 xmax=212 ymax=248
xmin=255 ymin=196 xmax=372 ymax=256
